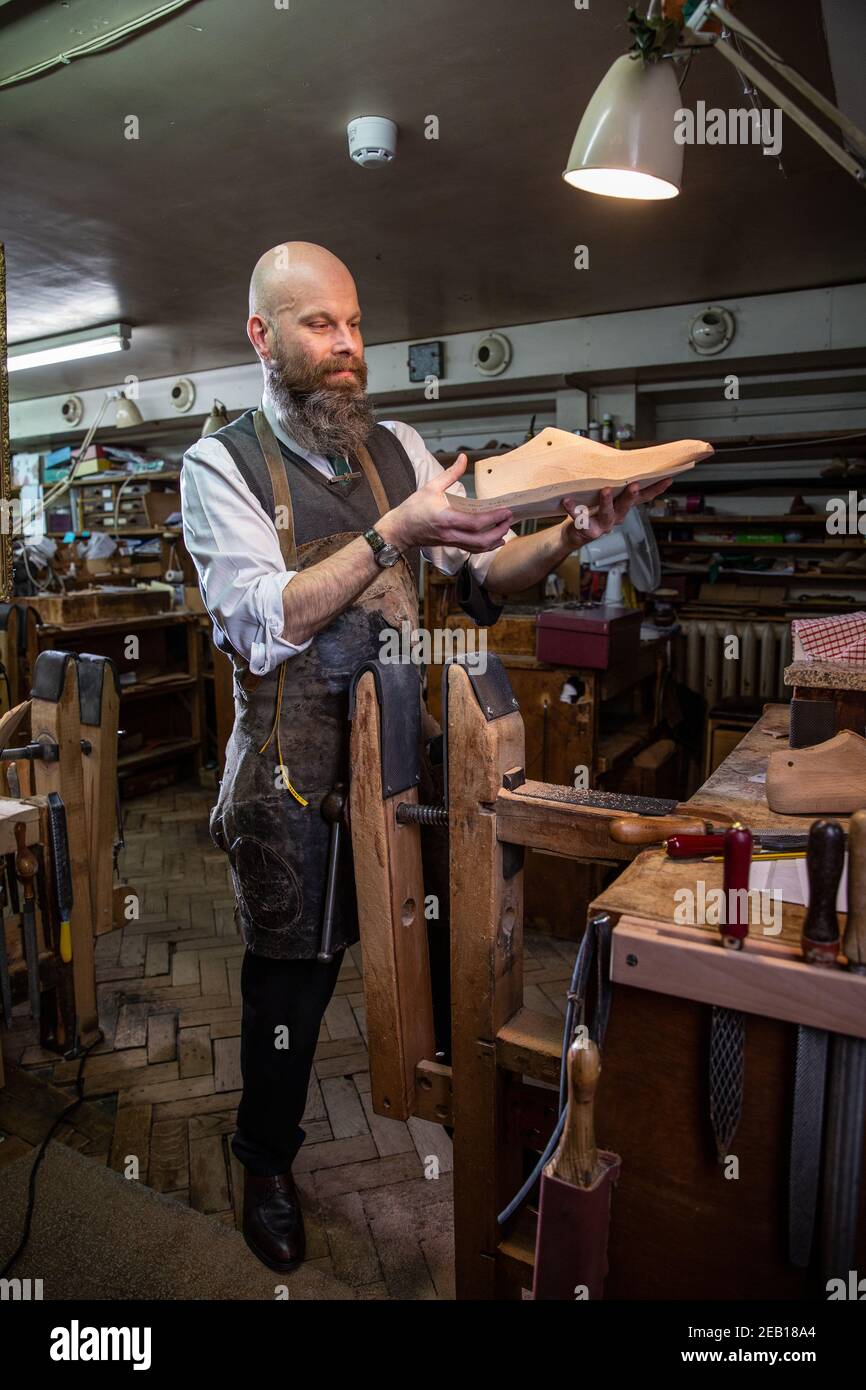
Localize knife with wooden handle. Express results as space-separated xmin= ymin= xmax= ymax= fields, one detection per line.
xmin=820 ymin=810 xmax=866 ymax=1284
xmin=608 ymin=816 xmax=712 ymax=846
xmin=546 ymin=1038 xmax=601 ymax=1188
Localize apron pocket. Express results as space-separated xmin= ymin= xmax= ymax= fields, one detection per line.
xmin=228 ymin=835 xmax=304 ymax=936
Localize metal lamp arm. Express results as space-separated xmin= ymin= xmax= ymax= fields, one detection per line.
xmin=685 ymin=0 xmax=866 ymax=186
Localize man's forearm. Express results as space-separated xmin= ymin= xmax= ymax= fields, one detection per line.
xmin=483 ymin=520 xmax=573 ymax=597
xmin=282 ymin=535 xmax=381 ymax=645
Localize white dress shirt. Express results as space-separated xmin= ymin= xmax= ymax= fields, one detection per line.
xmin=180 ymin=401 xmax=516 ymax=675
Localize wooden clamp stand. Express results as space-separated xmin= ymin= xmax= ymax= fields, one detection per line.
xmin=348 ymin=663 xmax=435 ymax=1121
xmin=349 ymin=654 xmax=664 ymax=1298
xmin=0 ymin=651 xmax=120 ymax=1063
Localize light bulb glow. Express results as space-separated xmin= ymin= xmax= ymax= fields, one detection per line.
xmin=563 ymin=166 xmax=680 ymax=200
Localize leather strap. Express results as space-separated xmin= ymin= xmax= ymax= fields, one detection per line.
xmin=240 ymin=421 xmax=392 ymax=694
xmin=253 ymin=408 xmax=298 ymax=571
xmin=353 ymin=442 xmax=391 ymax=519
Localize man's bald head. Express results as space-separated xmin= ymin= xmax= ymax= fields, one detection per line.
xmin=248 ymin=241 xmax=358 ymax=325
xmin=247 ymin=241 xmax=374 ymax=457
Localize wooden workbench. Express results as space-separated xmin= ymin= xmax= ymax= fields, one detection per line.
xmin=577 ymin=702 xmax=864 ymax=1300
xmin=352 ymin=657 xmax=865 ymax=1300
xmin=594 ymin=702 xmax=838 ymax=949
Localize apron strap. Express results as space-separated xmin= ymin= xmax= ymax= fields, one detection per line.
xmin=240 ymin=421 xmax=393 ymax=693
xmin=253 ymin=408 xmax=298 ymax=571
xmin=354 ymin=441 xmax=391 ymax=519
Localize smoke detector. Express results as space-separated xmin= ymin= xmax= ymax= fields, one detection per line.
xmin=473 ymin=332 xmax=512 ymax=378
xmin=347 ymin=116 xmax=397 ymax=167
xmin=688 ymin=306 xmax=735 ymax=356
xmin=170 ymin=377 xmax=196 ymax=412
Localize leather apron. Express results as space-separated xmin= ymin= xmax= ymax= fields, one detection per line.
xmin=210 ymin=410 xmax=425 ymax=961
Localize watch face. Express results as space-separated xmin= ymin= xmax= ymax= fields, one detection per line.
xmin=377 ymin=544 xmax=401 ymax=567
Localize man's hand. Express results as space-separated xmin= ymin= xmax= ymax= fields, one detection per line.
xmin=482 ymin=473 xmax=673 ymax=598
xmin=377 ymin=453 xmax=513 ymax=554
xmin=560 ymin=475 xmax=673 ymax=547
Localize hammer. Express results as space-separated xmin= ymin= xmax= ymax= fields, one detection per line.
xmin=318 ymin=784 xmax=347 ymax=964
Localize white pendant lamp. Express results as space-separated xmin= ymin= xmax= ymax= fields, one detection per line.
xmin=202 ymin=400 xmax=230 ymax=436
xmin=113 ymin=390 xmax=144 ymax=429
xmin=563 ymin=53 xmax=683 ymax=200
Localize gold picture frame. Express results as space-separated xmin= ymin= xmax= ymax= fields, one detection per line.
xmin=0 ymin=243 xmax=12 ymax=601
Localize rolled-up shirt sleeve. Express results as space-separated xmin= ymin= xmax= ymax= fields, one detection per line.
xmin=180 ymin=436 xmax=312 ymax=675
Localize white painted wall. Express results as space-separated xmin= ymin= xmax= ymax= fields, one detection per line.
xmin=10 ymin=282 xmax=866 ymax=446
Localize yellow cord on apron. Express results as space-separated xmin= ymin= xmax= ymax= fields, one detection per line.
xmin=258 ymin=662 xmax=308 ymax=807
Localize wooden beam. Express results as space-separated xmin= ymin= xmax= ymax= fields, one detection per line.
xmin=495 ymin=782 xmax=637 ymax=861
xmin=447 ymin=663 xmax=526 ymax=1300
xmin=496 ymin=1006 xmax=562 ymax=1087
xmin=79 ymin=657 xmax=120 ymax=938
xmin=611 ymin=915 xmax=866 ymax=1037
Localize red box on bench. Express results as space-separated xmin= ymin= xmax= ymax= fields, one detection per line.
xmin=535 ymin=605 xmax=642 ymax=670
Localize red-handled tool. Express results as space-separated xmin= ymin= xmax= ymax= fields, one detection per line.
xmin=667 ymin=830 xmax=811 ymax=859
xmin=668 ymin=832 xmax=727 ymax=858
xmin=722 ymin=824 xmax=752 ymax=950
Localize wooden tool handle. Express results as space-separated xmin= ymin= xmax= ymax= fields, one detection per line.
xmin=609 ymin=816 xmax=708 ymax=845
xmin=546 ymin=1038 xmax=600 ymax=1188
xmin=14 ymin=821 xmax=38 ymax=904
xmin=844 ymin=810 xmax=866 ymax=973
xmin=802 ymin=818 xmax=845 ymax=967
xmin=722 ymin=825 xmax=752 ymax=948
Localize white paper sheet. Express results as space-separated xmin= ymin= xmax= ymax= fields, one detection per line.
xmin=750 ymin=853 xmax=848 ymax=913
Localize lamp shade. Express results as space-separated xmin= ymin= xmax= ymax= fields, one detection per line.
xmin=563 ymin=53 xmax=683 ymax=200
xmin=202 ymin=400 xmax=230 ymax=436
xmin=113 ymin=392 xmax=144 ymax=428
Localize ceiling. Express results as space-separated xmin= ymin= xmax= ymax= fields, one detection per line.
xmin=2 ymin=0 xmax=865 ymax=401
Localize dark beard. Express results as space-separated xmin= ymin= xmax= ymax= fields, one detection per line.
xmin=263 ymin=338 xmax=377 ymax=458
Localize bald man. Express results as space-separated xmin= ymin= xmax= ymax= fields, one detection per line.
xmin=181 ymin=241 xmax=669 ymax=1273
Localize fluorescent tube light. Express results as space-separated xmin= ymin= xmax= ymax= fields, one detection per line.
xmin=7 ymin=323 xmax=131 ymax=373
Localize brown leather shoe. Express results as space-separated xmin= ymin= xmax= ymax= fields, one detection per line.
xmin=243 ymin=1171 xmax=306 ymax=1272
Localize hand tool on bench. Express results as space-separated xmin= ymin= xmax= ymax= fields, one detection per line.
xmin=705 ymin=850 xmax=806 ymax=863
xmin=667 ymin=830 xmax=811 ymax=859
xmin=531 ymin=1037 xmax=621 ymax=1300
xmin=14 ymin=820 xmax=40 ymax=1022
xmin=788 ymin=820 xmax=845 ymax=1266
xmin=317 ymin=784 xmax=346 ymax=964
xmin=609 ymin=815 xmax=719 ymax=845
xmin=709 ymin=826 xmax=751 ymax=1163
xmin=819 ymin=810 xmax=866 ymax=1285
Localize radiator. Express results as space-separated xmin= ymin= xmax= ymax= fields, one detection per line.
xmin=677 ymin=619 xmax=792 ymax=704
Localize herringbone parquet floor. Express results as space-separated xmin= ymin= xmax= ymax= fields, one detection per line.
xmin=0 ymin=779 xmax=574 ymax=1299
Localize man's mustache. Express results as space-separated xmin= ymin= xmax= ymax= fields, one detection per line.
xmin=316 ymin=358 xmax=366 ymax=382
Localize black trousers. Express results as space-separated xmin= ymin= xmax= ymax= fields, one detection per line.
xmin=231 ymin=947 xmax=345 ymax=1176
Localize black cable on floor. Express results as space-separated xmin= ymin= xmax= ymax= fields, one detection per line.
xmin=0 ymin=1028 xmax=104 ymax=1277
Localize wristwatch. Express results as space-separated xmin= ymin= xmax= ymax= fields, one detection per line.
xmin=362 ymin=527 xmax=402 ymax=568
